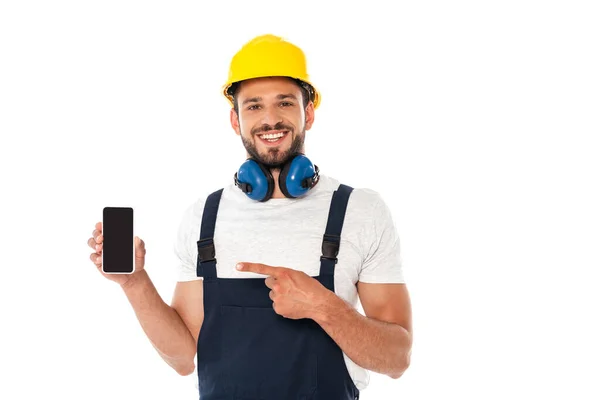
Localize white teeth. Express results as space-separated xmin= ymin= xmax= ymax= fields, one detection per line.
xmin=259 ymin=131 xmax=286 ymax=140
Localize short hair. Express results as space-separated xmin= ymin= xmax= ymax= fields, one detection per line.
xmin=227 ymin=77 xmax=315 ymax=114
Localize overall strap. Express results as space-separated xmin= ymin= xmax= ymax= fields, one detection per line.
xmin=319 ymin=184 xmax=354 ymax=276
xmin=196 ymin=189 xmax=224 ymax=281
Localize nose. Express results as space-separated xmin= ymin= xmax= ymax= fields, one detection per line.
xmin=260 ymin=104 xmax=284 ymax=127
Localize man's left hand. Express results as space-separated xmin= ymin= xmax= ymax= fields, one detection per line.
xmin=236 ymin=262 xmax=332 ymax=320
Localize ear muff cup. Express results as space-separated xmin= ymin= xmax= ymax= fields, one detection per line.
xmin=278 ymin=154 xmax=317 ymax=198
xmin=236 ymin=159 xmax=274 ymax=201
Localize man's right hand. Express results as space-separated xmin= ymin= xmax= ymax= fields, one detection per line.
xmin=88 ymin=221 xmax=147 ymax=287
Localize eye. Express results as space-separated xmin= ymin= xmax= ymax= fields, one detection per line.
xmin=247 ymin=104 xmax=260 ymax=110
xmin=280 ymin=102 xmax=294 ymax=107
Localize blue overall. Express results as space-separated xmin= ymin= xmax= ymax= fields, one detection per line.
xmin=195 ymin=184 xmax=360 ymax=399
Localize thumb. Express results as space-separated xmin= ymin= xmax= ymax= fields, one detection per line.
xmin=135 ymin=236 xmax=146 ymax=258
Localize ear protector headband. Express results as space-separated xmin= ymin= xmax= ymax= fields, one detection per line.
xmin=234 ymin=154 xmax=320 ymax=202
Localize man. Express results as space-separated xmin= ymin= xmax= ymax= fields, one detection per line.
xmin=88 ymin=34 xmax=412 ymax=399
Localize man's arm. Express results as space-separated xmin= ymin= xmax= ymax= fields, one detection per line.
xmin=311 ymin=282 xmax=412 ymax=379
xmin=121 ymin=270 xmax=203 ymax=376
xmin=235 ymin=262 xmax=412 ymax=379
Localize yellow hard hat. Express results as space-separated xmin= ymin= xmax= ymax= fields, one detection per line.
xmin=223 ymin=34 xmax=321 ymax=109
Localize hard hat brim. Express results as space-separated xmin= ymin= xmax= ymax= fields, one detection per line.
xmin=222 ymin=77 xmax=321 ymax=110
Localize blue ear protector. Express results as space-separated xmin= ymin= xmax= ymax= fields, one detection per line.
xmin=234 ymin=154 xmax=320 ymax=202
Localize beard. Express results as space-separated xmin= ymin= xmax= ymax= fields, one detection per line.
xmin=241 ymin=121 xmax=305 ymax=169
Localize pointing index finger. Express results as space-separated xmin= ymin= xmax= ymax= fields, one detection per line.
xmin=236 ymin=262 xmax=282 ymax=277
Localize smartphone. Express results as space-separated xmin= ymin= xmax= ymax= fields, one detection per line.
xmin=102 ymin=207 xmax=135 ymax=274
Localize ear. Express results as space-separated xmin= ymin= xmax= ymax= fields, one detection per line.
xmin=230 ymin=108 xmax=241 ymax=136
xmin=304 ymin=101 xmax=315 ymax=131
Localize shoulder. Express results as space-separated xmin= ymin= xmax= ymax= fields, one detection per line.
xmin=321 ymin=176 xmax=393 ymax=227
xmin=320 ymin=175 xmax=384 ymax=202
xmin=350 ymin=187 xmax=386 ymax=208
xmin=177 ymin=188 xmax=220 ymax=222
xmin=177 ymin=183 xmax=244 ymax=227
xmin=325 ymin=176 xmax=388 ymax=212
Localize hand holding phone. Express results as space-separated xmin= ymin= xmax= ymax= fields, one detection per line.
xmin=88 ymin=207 xmax=146 ymax=285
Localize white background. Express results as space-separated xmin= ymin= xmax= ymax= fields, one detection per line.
xmin=1 ymin=1 xmax=599 ymax=399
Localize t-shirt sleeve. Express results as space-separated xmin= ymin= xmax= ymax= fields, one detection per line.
xmin=359 ymin=193 xmax=405 ymax=284
xmin=173 ymin=202 xmax=203 ymax=282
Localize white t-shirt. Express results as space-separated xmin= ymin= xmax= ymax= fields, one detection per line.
xmin=173 ymin=174 xmax=405 ymax=391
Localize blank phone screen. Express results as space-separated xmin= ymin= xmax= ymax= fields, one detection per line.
xmin=102 ymin=207 xmax=134 ymax=273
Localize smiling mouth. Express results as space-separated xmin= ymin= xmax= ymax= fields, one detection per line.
xmin=257 ymin=130 xmax=288 ymax=144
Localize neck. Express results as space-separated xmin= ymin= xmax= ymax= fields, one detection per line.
xmin=269 ymin=169 xmax=286 ymax=199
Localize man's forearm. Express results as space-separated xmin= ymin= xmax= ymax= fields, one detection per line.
xmin=120 ymin=270 xmax=197 ymax=375
xmin=311 ymin=291 xmax=411 ymax=379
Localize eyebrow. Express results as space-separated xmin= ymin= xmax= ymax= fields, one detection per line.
xmin=241 ymin=93 xmax=298 ymax=106
xmin=242 ymin=97 xmax=262 ymax=106
xmin=276 ymin=93 xmax=297 ymax=101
